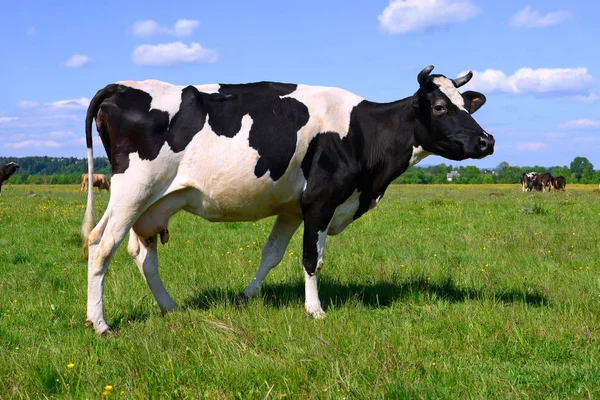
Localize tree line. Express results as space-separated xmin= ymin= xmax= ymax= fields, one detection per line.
xmin=1 ymin=156 xmax=598 ymax=185
xmin=0 ymin=156 xmax=111 ymax=184
xmin=394 ymin=157 xmax=598 ymax=184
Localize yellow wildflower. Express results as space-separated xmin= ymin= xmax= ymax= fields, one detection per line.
xmin=67 ymin=363 xmax=74 ymax=369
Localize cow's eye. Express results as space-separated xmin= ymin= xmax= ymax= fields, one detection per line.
xmin=433 ymin=104 xmax=446 ymax=114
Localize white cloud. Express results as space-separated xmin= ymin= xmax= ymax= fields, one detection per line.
xmin=132 ymin=42 xmax=218 ymax=67
xmin=132 ymin=19 xmax=199 ymax=37
xmin=64 ymin=54 xmax=92 ymax=68
xmin=558 ymin=119 xmax=600 ymax=130
xmin=27 ymin=27 xmax=37 ymax=38
xmin=517 ymin=142 xmax=548 ymax=151
xmin=0 ymin=117 xmax=18 ymax=123
xmin=378 ymin=0 xmax=478 ymax=34
xmin=4 ymin=140 xmax=61 ymax=149
xmin=510 ymin=6 xmax=571 ymax=29
xmin=462 ymin=67 xmax=596 ymax=95
xmin=573 ymin=91 xmax=599 ymax=104
xmin=173 ymin=20 xmax=200 ymax=36
xmin=17 ymin=100 xmax=39 ymax=109
xmin=45 ymin=97 xmax=90 ymax=110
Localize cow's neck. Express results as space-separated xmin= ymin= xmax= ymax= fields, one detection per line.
xmin=351 ymin=96 xmax=428 ymax=197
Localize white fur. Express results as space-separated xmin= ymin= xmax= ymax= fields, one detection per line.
xmin=282 ymin=85 xmax=363 ymax=139
xmin=243 ymin=215 xmax=301 ymax=298
xmin=432 ymin=77 xmax=467 ymax=113
xmin=305 ymin=229 xmax=328 ymax=318
xmin=409 ymin=145 xmax=431 ymax=167
xmin=118 ymin=80 xmax=182 ymax=123
xmin=328 ymin=191 xmax=361 ymax=236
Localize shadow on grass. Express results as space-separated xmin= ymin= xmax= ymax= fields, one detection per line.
xmin=183 ymin=276 xmax=549 ymax=311
xmin=109 ymin=308 xmax=151 ymax=331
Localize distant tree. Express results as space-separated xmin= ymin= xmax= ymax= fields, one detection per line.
xmin=457 ymin=166 xmax=482 ymax=184
xmin=496 ymin=161 xmax=510 ymax=173
xmin=496 ymin=166 xmax=522 ymax=184
xmin=570 ymin=157 xmax=594 ymax=182
xmin=482 ymin=174 xmax=494 ymax=184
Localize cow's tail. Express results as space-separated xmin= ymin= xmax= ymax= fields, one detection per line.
xmin=81 ymin=84 xmax=119 ymax=258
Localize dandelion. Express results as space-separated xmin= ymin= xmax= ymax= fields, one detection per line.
xmin=102 ymin=391 xmax=110 ymax=396
xmin=434 ymin=254 xmax=437 ymax=257
xmin=67 ymin=363 xmax=74 ymax=369
xmin=105 ymin=385 xmax=113 ymax=391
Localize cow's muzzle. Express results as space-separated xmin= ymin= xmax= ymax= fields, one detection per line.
xmin=477 ymin=133 xmax=495 ymax=156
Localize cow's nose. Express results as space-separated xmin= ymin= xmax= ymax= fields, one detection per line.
xmin=478 ymin=135 xmax=494 ymax=153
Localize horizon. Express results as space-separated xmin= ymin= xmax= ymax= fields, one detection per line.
xmin=1 ymin=1 xmax=599 ymax=169
xmin=1 ymin=155 xmax=587 ymax=171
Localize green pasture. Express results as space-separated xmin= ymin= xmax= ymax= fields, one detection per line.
xmin=0 ymin=184 xmax=599 ymax=399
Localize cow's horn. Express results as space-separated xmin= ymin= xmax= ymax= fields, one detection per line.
xmin=418 ymin=65 xmax=435 ymax=86
xmin=452 ymin=71 xmax=473 ymax=88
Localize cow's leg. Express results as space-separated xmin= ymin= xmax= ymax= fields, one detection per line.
xmin=127 ymin=229 xmax=177 ymax=313
xmin=87 ymin=200 xmax=146 ymax=335
xmin=301 ymin=216 xmax=332 ymax=318
xmin=243 ymin=215 xmax=302 ymax=298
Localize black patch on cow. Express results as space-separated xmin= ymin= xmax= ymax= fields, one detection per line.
xmin=101 ymin=87 xmax=169 ymax=174
xmin=103 ymin=85 xmax=206 ymax=174
xmin=212 ymin=82 xmax=309 ymax=181
xmin=100 ymin=82 xmax=308 ymax=180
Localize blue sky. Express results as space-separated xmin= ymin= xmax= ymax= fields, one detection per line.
xmin=1 ymin=0 xmax=599 ymax=169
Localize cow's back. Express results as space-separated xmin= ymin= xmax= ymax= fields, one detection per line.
xmin=110 ymin=80 xmax=363 ymax=221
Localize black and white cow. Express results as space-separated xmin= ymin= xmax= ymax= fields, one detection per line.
xmin=0 ymin=162 xmax=19 ymax=194
xmin=520 ymin=172 xmax=536 ymax=193
xmin=82 ymin=66 xmax=494 ymax=334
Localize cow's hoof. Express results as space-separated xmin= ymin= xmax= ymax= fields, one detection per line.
xmin=242 ymin=286 xmax=261 ymax=299
xmin=159 ymin=303 xmax=178 ymax=315
xmin=237 ymin=292 xmax=252 ymax=305
xmin=86 ymin=319 xmax=113 ymax=336
xmin=306 ymin=305 xmax=326 ymax=319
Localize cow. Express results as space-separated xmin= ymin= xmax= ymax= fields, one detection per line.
xmin=531 ymin=173 xmax=553 ymax=192
xmin=81 ymin=65 xmax=495 ymax=334
xmin=80 ymin=173 xmax=110 ymax=192
xmin=0 ymin=162 xmax=19 ymax=195
xmin=552 ymin=176 xmax=566 ymax=191
xmin=520 ymin=172 xmax=536 ymax=193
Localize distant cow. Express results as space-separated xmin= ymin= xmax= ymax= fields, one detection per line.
xmin=0 ymin=162 xmax=19 ymax=194
xmin=520 ymin=172 xmax=536 ymax=193
xmin=552 ymin=176 xmax=566 ymax=191
xmin=81 ymin=65 xmax=494 ymax=335
xmin=532 ymin=173 xmax=553 ymax=192
xmin=80 ymin=173 xmax=110 ymax=192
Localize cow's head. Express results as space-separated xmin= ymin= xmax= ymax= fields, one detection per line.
xmin=5 ymin=162 xmax=19 ymax=174
xmin=413 ymin=65 xmax=494 ymax=160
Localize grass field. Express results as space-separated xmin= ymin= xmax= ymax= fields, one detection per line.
xmin=0 ymin=184 xmax=599 ymax=399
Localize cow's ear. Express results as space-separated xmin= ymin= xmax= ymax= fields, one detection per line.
xmin=462 ymin=91 xmax=486 ymax=114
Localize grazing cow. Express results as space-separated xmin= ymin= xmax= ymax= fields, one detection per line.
xmin=520 ymin=172 xmax=536 ymax=193
xmin=0 ymin=162 xmax=19 ymax=195
xmin=81 ymin=65 xmax=495 ymax=334
xmin=80 ymin=173 xmax=110 ymax=192
xmin=552 ymin=176 xmax=566 ymax=191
